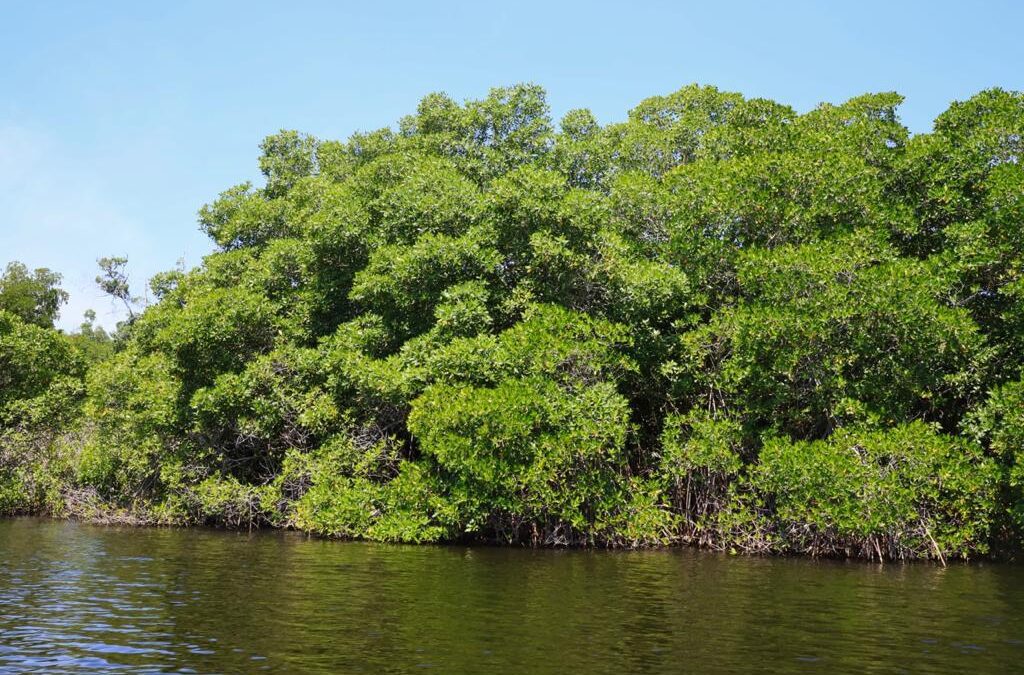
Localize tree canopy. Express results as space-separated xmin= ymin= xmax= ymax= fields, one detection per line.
xmin=2 ymin=83 xmax=1024 ymax=560
xmin=0 ymin=261 xmax=68 ymax=328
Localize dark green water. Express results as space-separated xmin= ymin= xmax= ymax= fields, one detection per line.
xmin=1 ymin=519 xmax=1023 ymax=673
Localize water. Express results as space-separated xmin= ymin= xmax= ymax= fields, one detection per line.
xmin=1 ymin=519 xmax=1022 ymax=673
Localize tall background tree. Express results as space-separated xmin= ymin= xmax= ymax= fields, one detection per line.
xmin=0 ymin=261 xmax=69 ymax=328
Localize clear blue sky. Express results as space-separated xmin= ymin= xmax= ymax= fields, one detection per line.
xmin=2 ymin=0 xmax=1022 ymax=330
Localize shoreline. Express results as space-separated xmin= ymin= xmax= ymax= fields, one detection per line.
xmin=3 ymin=513 xmax=1012 ymax=566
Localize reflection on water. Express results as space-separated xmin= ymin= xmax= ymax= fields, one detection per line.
xmin=1 ymin=518 xmax=1022 ymax=673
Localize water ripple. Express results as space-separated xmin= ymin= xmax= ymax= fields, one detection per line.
xmin=1 ymin=518 xmax=1023 ymax=673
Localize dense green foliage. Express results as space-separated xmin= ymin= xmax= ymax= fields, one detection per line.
xmin=3 ymin=83 xmax=1023 ymax=560
xmin=0 ymin=262 xmax=68 ymax=328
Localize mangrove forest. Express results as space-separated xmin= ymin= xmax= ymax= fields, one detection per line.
xmin=3 ymin=83 xmax=1024 ymax=562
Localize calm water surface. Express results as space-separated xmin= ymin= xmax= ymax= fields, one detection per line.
xmin=1 ymin=518 xmax=1022 ymax=673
